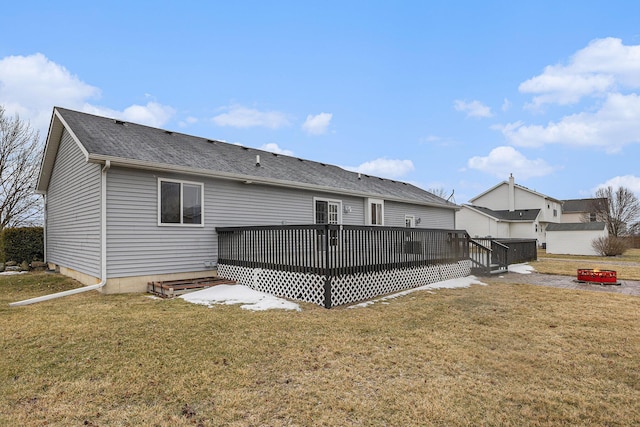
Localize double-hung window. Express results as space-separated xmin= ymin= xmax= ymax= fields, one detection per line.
xmin=367 ymin=198 xmax=384 ymax=226
xmin=158 ymin=178 xmax=204 ymax=226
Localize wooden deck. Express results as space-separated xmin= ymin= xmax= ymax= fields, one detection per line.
xmin=147 ymin=277 xmax=236 ymax=298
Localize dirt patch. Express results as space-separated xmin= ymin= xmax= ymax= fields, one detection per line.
xmin=487 ymin=271 xmax=640 ymax=297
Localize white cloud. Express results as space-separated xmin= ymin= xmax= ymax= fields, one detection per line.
xmin=0 ymin=53 xmax=175 ymax=134
xmin=592 ymin=175 xmax=640 ymax=196
xmin=453 ymin=99 xmax=493 ymax=118
xmin=83 ymin=102 xmax=176 ymax=128
xmin=519 ymin=37 xmax=640 ymax=108
xmin=467 ymin=146 xmax=554 ymax=179
xmin=178 ymin=116 xmax=199 ymax=127
xmin=501 ymin=98 xmax=512 ymax=112
xmin=344 ymin=158 xmax=414 ymax=179
xmin=0 ymin=53 xmax=99 ymax=132
xmin=301 ymin=112 xmax=332 ymax=135
xmin=498 ymin=92 xmax=640 ymax=153
xmin=421 ymin=135 xmax=441 ymax=143
xmin=259 ymin=143 xmax=294 ymax=156
xmin=212 ymin=105 xmax=290 ymax=129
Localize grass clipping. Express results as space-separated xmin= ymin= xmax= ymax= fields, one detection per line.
xmin=1 ymin=272 xmax=640 ymax=426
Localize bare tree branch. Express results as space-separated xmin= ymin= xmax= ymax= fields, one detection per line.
xmin=0 ymin=105 xmax=43 ymax=232
xmin=590 ymin=186 xmax=640 ymax=237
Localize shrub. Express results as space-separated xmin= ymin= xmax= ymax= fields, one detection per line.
xmin=1 ymin=227 xmax=44 ymax=265
xmin=591 ymin=236 xmax=629 ymax=256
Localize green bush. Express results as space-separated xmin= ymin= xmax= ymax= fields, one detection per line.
xmin=1 ymin=227 xmax=44 ymax=265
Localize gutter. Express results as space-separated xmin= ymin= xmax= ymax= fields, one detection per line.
xmin=10 ymin=160 xmax=111 ymax=307
xmin=87 ymin=155 xmax=459 ymax=210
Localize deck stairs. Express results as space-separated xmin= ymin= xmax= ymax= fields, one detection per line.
xmin=488 ymin=264 xmax=508 ymax=275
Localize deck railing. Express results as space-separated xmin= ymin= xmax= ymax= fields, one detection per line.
xmin=469 ymin=238 xmax=537 ymax=273
xmin=216 ymin=225 xmax=537 ymax=307
xmin=216 ymin=224 xmax=470 ymax=277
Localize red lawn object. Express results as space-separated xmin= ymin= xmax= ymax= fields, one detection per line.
xmin=576 ymin=269 xmax=620 ymax=285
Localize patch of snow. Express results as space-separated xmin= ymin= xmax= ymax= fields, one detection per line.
xmin=180 ymin=276 xmax=487 ymax=311
xmin=508 ymin=263 xmax=536 ymax=274
xmin=0 ymin=271 xmax=27 ymax=276
xmin=180 ymin=284 xmax=301 ymax=311
xmin=349 ymin=275 xmax=487 ymax=308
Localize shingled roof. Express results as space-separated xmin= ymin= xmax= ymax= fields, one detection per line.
xmin=546 ymin=222 xmax=606 ymax=231
xmin=562 ymin=198 xmax=605 ymax=213
xmin=464 ymin=205 xmax=541 ymax=221
xmin=38 ymin=107 xmax=456 ymax=209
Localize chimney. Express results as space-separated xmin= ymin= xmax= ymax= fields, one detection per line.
xmin=508 ymin=173 xmax=515 ymax=212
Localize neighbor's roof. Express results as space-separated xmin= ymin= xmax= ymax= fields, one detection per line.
xmin=463 ymin=205 xmax=541 ymax=221
xmin=37 ymin=107 xmax=457 ymax=209
xmin=546 ymin=222 xmax=606 ymax=231
xmin=562 ymin=198 xmax=606 ymax=213
xmin=469 ymin=180 xmax=562 ymax=204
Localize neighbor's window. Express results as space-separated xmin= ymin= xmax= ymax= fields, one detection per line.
xmin=159 ymin=178 xmax=203 ymax=225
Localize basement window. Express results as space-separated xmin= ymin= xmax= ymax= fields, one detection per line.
xmin=158 ymin=178 xmax=204 ymax=226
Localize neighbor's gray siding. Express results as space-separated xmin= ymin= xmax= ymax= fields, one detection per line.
xmin=46 ymin=130 xmax=101 ymax=278
xmin=105 ymin=168 xmax=367 ymax=278
xmin=384 ymin=201 xmax=455 ymax=229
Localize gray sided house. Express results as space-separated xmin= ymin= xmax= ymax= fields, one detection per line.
xmin=37 ymin=108 xmax=463 ymax=304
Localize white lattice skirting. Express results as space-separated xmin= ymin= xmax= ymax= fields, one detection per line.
xmin=218 ymin=260 xmax=471 ymax=308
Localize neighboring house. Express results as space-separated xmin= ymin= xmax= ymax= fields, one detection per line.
xmin=541 ymin=198 xmax=609 ymax=256
xmin=37 ymin=107 xmax=460 ymax=296
xmin=546 ymin=222 xmax=607 ymax=256
xmin=456 ymin=174 xmax=562 ymax=245
xmin=561 ymin=198 xmax=606 ymax=223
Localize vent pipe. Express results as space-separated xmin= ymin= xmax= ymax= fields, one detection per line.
xmin=256 ymin=155 xmax=261 ymax=166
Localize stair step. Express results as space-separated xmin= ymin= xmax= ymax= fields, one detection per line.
xmin=147 ymin=277 xmax=236 ymax=298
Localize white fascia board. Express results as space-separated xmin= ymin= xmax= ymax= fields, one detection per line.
xmin=36 ymin=108 xmax=91 ymax=194
xmin=514 ymin=183 xmax=562 ymax=204
xmin=463 ymin=205 xmax=501 ymax=221
xmin=468 ymin=181 xmax=507 ymax=203
xmin=88 ymin=154 xmax=458 ymax=210
xmin=469 ymin=180 xmax=562 ymax=205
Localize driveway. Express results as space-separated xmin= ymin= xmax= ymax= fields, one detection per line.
xmin=486 ymin=271 xmax=640 ymax=297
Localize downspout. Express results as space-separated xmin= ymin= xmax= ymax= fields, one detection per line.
xmin=42 ymin=194 xmax=47 ymax=268
xmin=10 ymin=160 xmax=111 ymax=307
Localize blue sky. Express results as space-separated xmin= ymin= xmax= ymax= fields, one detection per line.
xmin=2 ymin=1 xmax=640 ymax=203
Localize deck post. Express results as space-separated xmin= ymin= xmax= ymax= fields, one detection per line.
xmin=322 ymin=224 xmax=333 ymax=308
xmin=323 ymin=277 xmax=332 ymax=309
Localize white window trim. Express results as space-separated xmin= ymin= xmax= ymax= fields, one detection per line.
xmin=157 ymin=177 xmax=205 ymax=227
xmin=366 ymin=198 xmax=384 ymax=226
xmin=313 ymin=197 xmax=342 ymax=224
